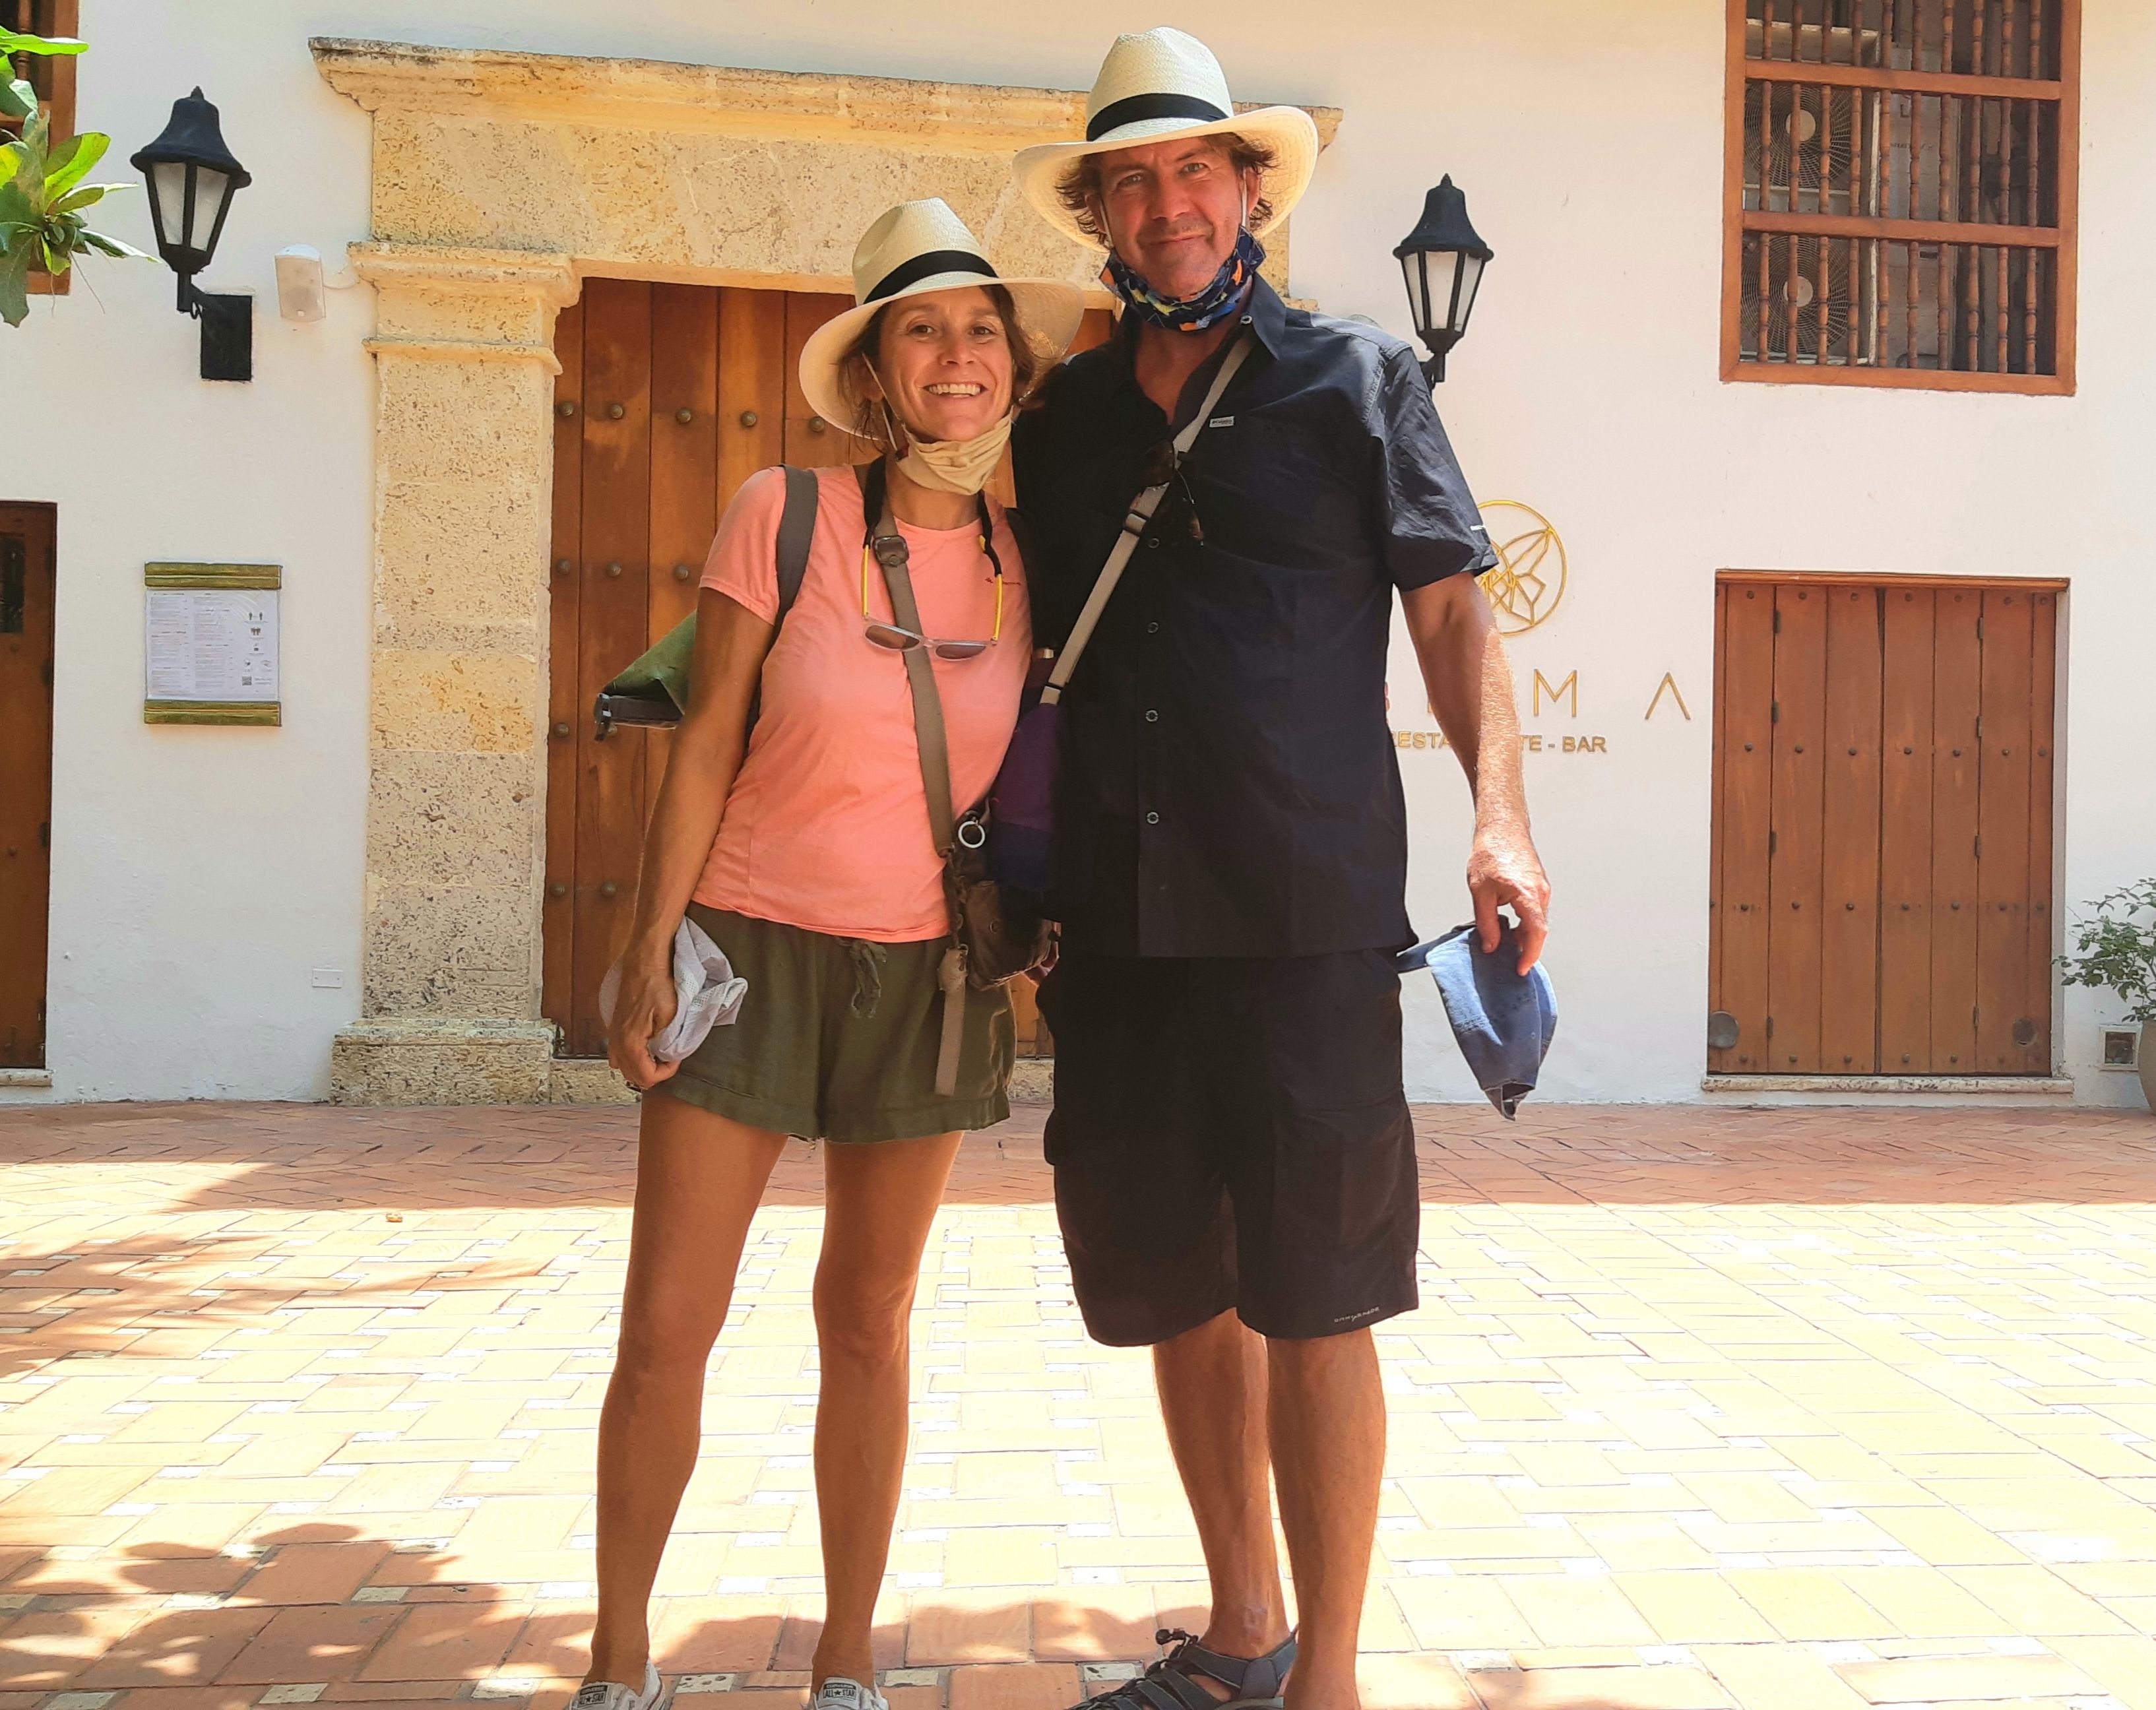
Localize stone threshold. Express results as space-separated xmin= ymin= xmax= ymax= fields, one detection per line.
xmin=1704 ymin=1073 xmax=2074 ymax=1100
xmin=0 ymin=1067 xmax=52 ymax=1089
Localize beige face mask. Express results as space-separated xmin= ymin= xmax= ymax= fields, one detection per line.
xmin=895 ymin=413 xmax=1013 ymax=496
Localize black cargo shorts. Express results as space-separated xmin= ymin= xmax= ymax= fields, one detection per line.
xmin=1038 ymin=949 xmax=1420 ymax=1346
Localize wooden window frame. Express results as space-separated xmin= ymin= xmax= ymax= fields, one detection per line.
xmin=5 ymin=0 xmax=79 ymax=299
xmin=1721 ymin=0 xmax=2080 ymax=396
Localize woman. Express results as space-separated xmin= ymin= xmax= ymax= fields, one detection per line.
xmin=581 ymin=201 xmax=1082 ymax=1710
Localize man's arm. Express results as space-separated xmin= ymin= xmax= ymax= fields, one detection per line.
xmin=1401 ymin=573 xmax=1550 ymax=972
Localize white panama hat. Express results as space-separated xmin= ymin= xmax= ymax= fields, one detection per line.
xmin=1014 ymin=26 xmax=1319 ymax=251
xmin=798 ymin=199 xmax=1085 ymax=439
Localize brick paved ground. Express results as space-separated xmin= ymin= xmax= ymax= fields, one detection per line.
xmin=1 ymin=1101 xmax=2154 ymax=1710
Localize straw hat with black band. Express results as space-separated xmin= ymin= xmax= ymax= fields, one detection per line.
xmin=1013 ymin=26 xmax=1319 ymax=250
xmin=798 ymin=199 xmax=1085 ymax=439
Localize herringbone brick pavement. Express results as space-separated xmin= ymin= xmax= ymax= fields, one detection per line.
xmin=1 ymin=1100 xmax=2153 ymax=1709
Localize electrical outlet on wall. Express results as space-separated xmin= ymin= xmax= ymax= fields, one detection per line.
xmin=311 ymin=968 xmax=345 ymax=990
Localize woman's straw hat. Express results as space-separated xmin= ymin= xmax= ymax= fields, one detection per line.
xmin=1014 ymin=27 xmax=1319 ymax=251
xmin=798 ymin=199 xmax=1085 ymax=438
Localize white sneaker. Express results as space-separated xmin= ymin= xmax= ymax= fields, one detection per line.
xmin=810 ymin=1679 xmax=888 ymax=1710
xmin=572 ymin=1661 xmax=662 ymax=1710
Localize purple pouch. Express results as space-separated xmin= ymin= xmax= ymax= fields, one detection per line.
xmin=988 ymin=660 xmax=1060 ymax=894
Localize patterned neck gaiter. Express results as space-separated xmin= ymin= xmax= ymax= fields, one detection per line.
xmin=1102 ymin=226 xmax=1267 ymax=333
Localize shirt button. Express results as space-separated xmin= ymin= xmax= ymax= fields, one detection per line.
xmin=1146 ymin=537 xmax=1160 ymax=549
xmin=1145 ymin=709 xmax=1159 ymax=723
xmin=1145 ymin=811 xmax=1160 ymax=826
xmin=1146 ymin=621 xmax=1160 ymax=634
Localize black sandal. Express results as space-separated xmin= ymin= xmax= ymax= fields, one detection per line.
xmin=1071 ymin=1627 xmax=1296 ymax=1710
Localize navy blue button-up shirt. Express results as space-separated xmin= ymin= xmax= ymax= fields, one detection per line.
xmin=1013 ymin=276 xmax=1496 ymax=959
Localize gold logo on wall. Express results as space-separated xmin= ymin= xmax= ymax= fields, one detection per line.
xmin=1476 ymin=500 xmax=1568 ymax=636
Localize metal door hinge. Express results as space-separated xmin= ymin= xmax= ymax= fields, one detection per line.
xmin=1771 ymin=701 xmax=1780 ymax=723
xmin=39 ymin=822 xmax=49 ymax=850
xmin=1773 ymin=608 xmax=1782 ymax=633
xmin=1769 ymin=829 xmax=1777 ymax=856
xmin=1765 ymin=1015 xmax=1775 ymax=1039
xmin=1974 ymin=835 xmax=1981 ymax=860
xmin=40 ymin=658 xmax=52 ymax=687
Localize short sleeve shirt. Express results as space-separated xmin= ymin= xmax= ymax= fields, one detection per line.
xmin=1011 ymin=277 xmax=1495 ymax=959
xmin=693 ymin=465 xmax=1031 ymax=941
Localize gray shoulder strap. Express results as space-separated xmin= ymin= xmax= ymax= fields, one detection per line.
xmin=773 ymin=465 xmax=819 ymax=628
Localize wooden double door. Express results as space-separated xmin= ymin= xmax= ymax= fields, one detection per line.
xmin=0 ymin=503 xmax=54 ymax=1069
xmin=544 ymin=278 xmax=1106 ymax=1060
xmin=1708 ymin=575 xmax=2060 ymax=1077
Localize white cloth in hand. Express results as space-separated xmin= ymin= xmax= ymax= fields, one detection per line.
xmin=598 ymin=916 xmax=749 ymax=1063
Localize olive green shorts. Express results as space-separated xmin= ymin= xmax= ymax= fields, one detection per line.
xmin=649 ymin=905 xmax=1013 ymax=1143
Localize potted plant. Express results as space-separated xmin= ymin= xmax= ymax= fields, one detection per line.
xmin=2060 ymin=877 xmax=2156 ymax=1110
xmin=1 ymin=25 xmax=143 ymax=326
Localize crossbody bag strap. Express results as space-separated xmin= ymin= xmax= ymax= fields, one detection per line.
xmin=862 ymin=457 xmax=995 ymax=1099
xmin=772 ymin=465 xmax=819 ymax=625
xmin=1040 ymin=334 xmax=1253 ymax=707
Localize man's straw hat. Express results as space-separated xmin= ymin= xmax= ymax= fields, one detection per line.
xmin=798 ymin=199 xmax=1085 ymax=438
xmin=1014 ymin=27 xmax=1319 ymax=251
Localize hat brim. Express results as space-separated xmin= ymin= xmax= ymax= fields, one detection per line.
xmin=1013 ymin=104 xmax=1320 ymax=251
xmin=798 ymin=272 xmax=1087 ymax=439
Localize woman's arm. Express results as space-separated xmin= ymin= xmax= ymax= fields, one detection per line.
xmin=606 ymin=588 xmax=775 ymax=1090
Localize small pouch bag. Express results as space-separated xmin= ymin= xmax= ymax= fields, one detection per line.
xmin=598 ymin=915 xmax=749 ymax=1065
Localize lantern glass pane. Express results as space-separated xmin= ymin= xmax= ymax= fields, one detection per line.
xmin=188 ymin=167 xmax=230 ymax=252
xmin=149 ymin=161 xmax=187 ymax=249
xmin=1420 ymin=250 xmax=1462 ymax=340
xmin=1454 ymin=253 xmax=1486 ymax=333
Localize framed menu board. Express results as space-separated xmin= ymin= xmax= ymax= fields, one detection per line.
xmin=143 ymin=562 xmax=282 ymax=726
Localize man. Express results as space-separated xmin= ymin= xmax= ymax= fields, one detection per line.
xmin=1010 ymin=28 xmax=1550 ymax=1710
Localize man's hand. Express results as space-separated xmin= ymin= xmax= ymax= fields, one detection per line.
xmin=605 ymin=948 xmax=682 ymax=1093
xmin=1469 ymin=823 xmax=1550 ymax=974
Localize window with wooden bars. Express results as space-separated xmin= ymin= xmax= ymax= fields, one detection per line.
xmin=3 ymin=0 xmax=80 ymax=300
xmin=1722 ymin=0 xmax=2079 ymax=393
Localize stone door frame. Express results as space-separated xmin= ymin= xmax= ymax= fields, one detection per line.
xmin=312 ymin=36 xmax=1336 ymax=1103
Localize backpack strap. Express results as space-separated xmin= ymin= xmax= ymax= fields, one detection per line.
xmin=744 ymin=466 xmax=819 ymax=730
xmin=773 ymin=464 xmax=819 ymax=628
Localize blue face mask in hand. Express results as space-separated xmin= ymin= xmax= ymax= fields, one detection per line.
xmin=1398 ymin=922 xmax=1558 ymax=1120
xmin=1102 ymin=225 xmax=1267 ymax=333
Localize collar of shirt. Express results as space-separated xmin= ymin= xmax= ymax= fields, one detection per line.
xmin=1107 ymin=272 xmax=1288 ymax=428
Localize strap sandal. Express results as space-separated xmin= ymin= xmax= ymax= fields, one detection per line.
xmin=571 ymin=1661 xmax=662 ymax=1710
xmin=1068 ymin=1627 xmax=1296 ymax=1710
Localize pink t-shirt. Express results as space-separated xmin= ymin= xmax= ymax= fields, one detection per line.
xmin=691 ymin=465 xmax=1031 ymax=942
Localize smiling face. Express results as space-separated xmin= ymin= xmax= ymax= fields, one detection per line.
xmin=1092 ymin=135 xmax=1262 ymax=303
xmin=863 ymin=286 xmax=1017 ymax=445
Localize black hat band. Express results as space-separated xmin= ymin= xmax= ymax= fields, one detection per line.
xmin=864 ymin=249 xmax=999 ymax=304
xmin=1086 ymin=91 xmax=1230 ymax=142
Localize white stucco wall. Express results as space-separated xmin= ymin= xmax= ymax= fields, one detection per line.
xmin=6 ymin=0 xmax=2151 ymax=1104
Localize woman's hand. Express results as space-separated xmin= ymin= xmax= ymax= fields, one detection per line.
xmin=607 ymin=944 xmax=683 ymax=1092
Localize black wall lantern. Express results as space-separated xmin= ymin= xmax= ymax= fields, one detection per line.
xmin=130 ymin=88 xmax=253 ymax=382
xmin=1394 ymin=175 xmax=1493 ymax=385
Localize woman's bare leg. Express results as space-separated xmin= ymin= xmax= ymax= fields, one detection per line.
xmin=808 ymin=1129 xmax=965 ymax=1688
xmin=587 ymin=1094 xmax=788 ymax=1686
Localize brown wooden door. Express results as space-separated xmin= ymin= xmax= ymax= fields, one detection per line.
xmin=1709 ymin=576 xmax=2060 ymax=1077
xmin=0 ymin=503 xmax=55 ymax=1069
xmin=546 ymin=284 xmax=1113 ymax=1058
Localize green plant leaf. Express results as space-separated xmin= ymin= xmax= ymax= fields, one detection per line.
xmin=73 ymin=226 xmax=146 ymax=259
xmin=0 ymin=75 xmax=36 ymax=120
xmin=51 ymin=179 xmax=127 ymax=215
xmin=42 ymin=129 xmax=105 ymax=197
xmin=0 ymin=30 xmax=88 ymax=55
xmin=0 ymin=238 xmax=32 ymax=327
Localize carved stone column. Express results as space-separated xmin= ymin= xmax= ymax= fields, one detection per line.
xmin=329 ymin=245 xmax=580 ymax=1105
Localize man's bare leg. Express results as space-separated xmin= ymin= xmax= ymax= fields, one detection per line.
xmin=1153 ymin=1308 xmax=1293 ymax=1691
xmin=1268 ymin=1328 xmax=1385 ymax=1710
